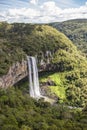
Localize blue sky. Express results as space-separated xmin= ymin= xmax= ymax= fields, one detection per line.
xmin=0 ymin=0 xmax=87 ymax=9
xmin=0 ymin=0 xmax=87 ymax=23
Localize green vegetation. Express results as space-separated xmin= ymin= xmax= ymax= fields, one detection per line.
xmin=48 ymin=74 xmax=65 ymax=100
xmin=0 ymin=22 xmax=87 ymax=107
xmin=0 ymin=22 xmax=78 ymax=75
xmin=0 ymin=21 xmax=87 ymax=129
xmin=40 ymin=73 xmax=66 ymax=100
xmin=40 ymin=69 xmax=87 ymax=107
xmin=50 ymin=19 xmax=87 ymax=56
xmin=0 ymin=87 xmax=87 ymax=130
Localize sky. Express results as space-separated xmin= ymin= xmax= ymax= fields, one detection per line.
xmin=0 ymin=0 xmax=87 ymax=23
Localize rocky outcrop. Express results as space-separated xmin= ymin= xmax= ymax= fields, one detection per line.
xmin=38 ymin=51 xmax=53 ymax=71
xmin=0 ymin=60 xmax=27 ymax=88
xmin=0 ymin=51 xmax=53 ymax=88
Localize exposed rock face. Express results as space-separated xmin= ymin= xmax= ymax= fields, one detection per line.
xmin=38 ymin=51 xmax=53 ymax=71
xmin=0 ymin=60 xmax=28 ymax=88
xmin=0 ymin=51 xmax=53 ymax=88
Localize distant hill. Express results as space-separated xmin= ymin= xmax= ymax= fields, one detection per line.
xmin=49 ymin=19 xmax=87 ymax=56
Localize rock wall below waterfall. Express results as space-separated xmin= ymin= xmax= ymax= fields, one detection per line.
xmin=0 ymin=60 xmax=28 ymax=88
xmin=0 ymin=55 xmax=51 ymax=88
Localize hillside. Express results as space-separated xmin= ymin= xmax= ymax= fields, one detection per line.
xmin=0 ymin=22 xmax=87 ymax=107
xmin=49 ymin=19 xmax=87 ymax=56
xmin=0 ymin=22 xmax=77 ymax=75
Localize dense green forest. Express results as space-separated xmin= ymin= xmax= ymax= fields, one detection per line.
xmin=49 ymin=19 xmax=87 ymax=56
xmin=0 ymin=21 xmax=87 ymax=129
xmin=0 ymin=87 xmax=87 ymax=130
xmin=0 ymin=22 xmax=87 ymax=106
xmin=1 ymin=22 xmax=75 ymax=75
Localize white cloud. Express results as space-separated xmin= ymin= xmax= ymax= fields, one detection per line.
xmin=6 ymin=8 xmax=40 ymax=23
xmin=40 ymin=1 xmax=62 ymax=16
xmin=8 ymin=8 xmax=40 ymax=18
xmin=30 ymin=0 xmax=38 ymax=5
xmin=0 ymin=1 xmax=87 ymax=23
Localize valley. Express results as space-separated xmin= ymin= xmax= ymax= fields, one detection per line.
xmin=0 ymin=20 xmax=87 ymax=130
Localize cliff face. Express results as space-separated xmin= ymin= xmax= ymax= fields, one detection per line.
xmin=0 ymin=60 xmax=28 ymax=88
xmin=0 ymin=51 xmax=52 ymax=88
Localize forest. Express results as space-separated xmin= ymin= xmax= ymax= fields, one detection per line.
xmin=0 ymin=21 xmax=87 ymax=130
xmin=50 ymin=19 xmax=87 ymax=56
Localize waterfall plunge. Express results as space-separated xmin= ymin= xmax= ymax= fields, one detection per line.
xmin=27 ymin=56 xmax=41 ymax=98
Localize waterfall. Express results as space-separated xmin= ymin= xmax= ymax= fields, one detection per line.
xmin=27 ymin=56 xmax=41 ymax=98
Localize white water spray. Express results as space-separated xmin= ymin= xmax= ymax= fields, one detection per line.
xmin=27 ymin=56 xmax=41 ymax=98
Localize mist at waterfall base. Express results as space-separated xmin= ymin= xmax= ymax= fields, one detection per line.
xmin=27 ymin=56 xmax=41 ymax=99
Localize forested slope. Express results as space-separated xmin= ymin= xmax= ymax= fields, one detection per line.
xmin=0 ymin=22 xmax=87 ymax=106
xmin=50 ymin=19 xmax=87 ymax=56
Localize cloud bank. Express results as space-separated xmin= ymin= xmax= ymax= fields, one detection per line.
xmin=0 ymin=1 xmax=87 ymax=23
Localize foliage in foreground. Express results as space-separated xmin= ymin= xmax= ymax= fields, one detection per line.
xmin=0 ymin=87 xmax=87 ymax=130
